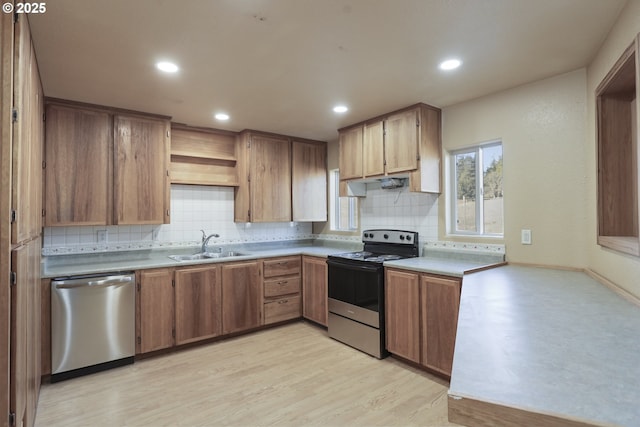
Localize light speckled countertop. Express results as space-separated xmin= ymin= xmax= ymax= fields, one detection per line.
xmin=449 ymin=265 xmax=640 ymax=427
xmin=42 ymin=241 xmax=359 ymax=278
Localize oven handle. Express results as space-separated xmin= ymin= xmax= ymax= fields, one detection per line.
xmin=326 ymin=258 xmax=382 ymax=272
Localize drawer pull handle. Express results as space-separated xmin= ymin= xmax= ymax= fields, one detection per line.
xmin=278 ymin=281 xmax=288 ymax=285
xmin=279 ymin=299 xmax=288 ymax=304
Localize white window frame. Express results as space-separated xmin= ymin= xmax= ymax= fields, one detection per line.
xmin=449 ymin=141 xmax=503 ymax=237
xmin=329 ymin=169 xmax=358 ymax=231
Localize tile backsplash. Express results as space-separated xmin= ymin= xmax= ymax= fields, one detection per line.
xmin=43 ymin=185 xmax=313 ymax=254
xmin=43 ymin=182 xmax=440 ymax=255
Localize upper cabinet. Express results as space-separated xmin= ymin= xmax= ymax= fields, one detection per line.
xmin=235 ymin=131 xmax=328 ymax=223
xmin=235 ymin=131 xmax=292 ymax=222
xmin=596 ymin=35 xmax=640 ymax=256
xmin=292 ymin=140 xmax=327 ymax=222
xmin=170 ymin=125 xmax=238 ymax=187
xmin=337 ymin=103 xmax=442 ymax=194
xmin=338 ymin=125 xmax=363 ymax=180
xmin=114 ymin=114 xmax=170 ymax=224
xmin=44 ymin=100 xmax=170 ymax=226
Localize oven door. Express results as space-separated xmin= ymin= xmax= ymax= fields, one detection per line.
xmin=327 ymin=258 xmax=383 ymax=328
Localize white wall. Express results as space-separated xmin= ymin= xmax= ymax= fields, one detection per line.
xmin=442 ymin=69 xmax=588 ymax=268
xmin=586 ymin=0 xmax=640 ymax=298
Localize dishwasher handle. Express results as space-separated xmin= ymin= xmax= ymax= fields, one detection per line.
xmin=54 ymin=275 xmax=134 ymax=289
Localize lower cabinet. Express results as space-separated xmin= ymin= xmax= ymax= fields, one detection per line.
xmin=385 ymin=268 xmax=462 ymax=377
xmin=302 ymin=255 xmax=328 ymax=326
xmin=137 ymin=268 xmax=175 ymax=354
xmin=262 ymin=256 xmax=302 ymax=325
xmin=221 ymin=260 xmax=262 ymax=334
xmin=174 ymin=265 xmax=222 ymax=345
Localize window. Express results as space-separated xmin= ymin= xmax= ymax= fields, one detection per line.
xmin=329 ymin=169 xmax=358 ymax=231
xmin=450 ymin=142 xmax=503 ymax=236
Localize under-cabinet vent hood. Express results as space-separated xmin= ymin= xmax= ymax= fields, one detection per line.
xmin=379 ymin=178 xmax=406 ymax=189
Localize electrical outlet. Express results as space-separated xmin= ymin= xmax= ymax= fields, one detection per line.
xmin=521 ymin=229 xmax=532 ymax=245
xmin=97 ymin=229 xmax=108 ymax=243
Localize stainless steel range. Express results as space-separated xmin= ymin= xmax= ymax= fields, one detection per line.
xmin=326 ymin=229 xmax=419 ymax=358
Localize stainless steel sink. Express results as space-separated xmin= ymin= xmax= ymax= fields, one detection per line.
xmin=168 ymin=251 xmax=245 ymax=262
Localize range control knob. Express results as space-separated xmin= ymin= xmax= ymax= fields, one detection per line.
xmin=383 ymin=234 xmax=389 ymax=239
xmin=369 ymin=233 xmax=374 ymax=238
xmin=406 ymin=235 xmax=412 ymax=241
xmin=364 ymin=233 xmax=369 ymax=238
xmin=399 ymin=235 xmax=405 ymax=240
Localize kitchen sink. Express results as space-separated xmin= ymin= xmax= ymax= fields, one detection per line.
xmin=168 ymin=251 xmax=246 ymax=262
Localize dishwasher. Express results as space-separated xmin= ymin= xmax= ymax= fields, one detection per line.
xmin=51 ymin=272 xmax=135 ymax=382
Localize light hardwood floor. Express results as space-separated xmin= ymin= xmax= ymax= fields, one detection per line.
xmin=36 ymin=322 xmax=460 ymax=427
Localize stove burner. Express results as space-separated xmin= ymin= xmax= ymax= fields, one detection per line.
xmin=364 ymin=254 xmax=403 ymax=262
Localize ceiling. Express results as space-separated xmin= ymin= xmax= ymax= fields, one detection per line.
xmin=29 ymin=0 xmax=627 ymax=142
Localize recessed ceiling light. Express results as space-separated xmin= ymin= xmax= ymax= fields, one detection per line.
xmin=333 ymin=105 xmax=348 ymax=113
xmin=439 ymin=59 xmax=462 ymax=71
xmin=156 ymin=61 xmax=179 ymax=73
xmin=214 ymin=113 xmax=230 ymax=121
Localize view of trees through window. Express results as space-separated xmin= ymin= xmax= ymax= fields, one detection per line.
xmin=454 ymin=143 xmax=503 ymax=235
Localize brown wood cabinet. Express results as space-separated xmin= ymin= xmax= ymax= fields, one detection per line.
xmin=44 ymin=104 xmax=112 ymax=226
xmin=292 ymin=140 xmax=327 ymax=222
xmin=263 ymin=256 xmax=302 ymax=325
xmin=114 ymin=114 xmax=170 ymax=224
xmin=235 ymin=132 xmax=292 ymax=222
xmin=302 ymin=255 xmax=328 ymax=326
xmin=338 ymin=125 xmax=363 ymax=180
xmin=137 ymin=268 xmax=175 ymax=354
xmin=170 ymin=125 xmax=238 ymax=186
xmin=385 ymin=268 xmax=462 ymax=377
xmin=174 ymin=265 xmax=222 ymax=345
xmin=385 ymin=268 xmax=421 ymax=363
xmin=420 ymin=274 xmax=462 ymax=376
xmin=221 ymin=261 xmax=262 ymax=334
xmin=44 ymin=101 xmax=171 ymax=226
xmin=363 ymin=120 xmax=385 ymax=177
xmin=338 ymin=103 xmax=441 ymax=194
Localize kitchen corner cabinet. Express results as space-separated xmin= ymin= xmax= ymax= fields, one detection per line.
xmin=137 ymin=268 xmax=175 ymax=354
xmin=302 ymin=255 xmax=328 ymax=326
xmin=221 ymin=261 xmax=262 ymax=334
xmin=44 ymin=101 xmax=170 ymax=226
xmin=174 ymin=265 xmax=222 ymax=345
xmin=596 ymin=35 xmax=640 ymax=256
xmin=385 ymin=268 xmax=462 ymax=377
xmin=262 ymin=256 xmax=302 ymax=325
xmin=292 ymin=140 xmax=327 ymax=222
xmin=337 ymin=103 xmax=441 ymax=193
xmin=235 ymin=132 xmax=291 ymax=222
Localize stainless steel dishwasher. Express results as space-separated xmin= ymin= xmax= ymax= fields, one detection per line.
xmin=51 ymin=272 xmax=135 ymax=381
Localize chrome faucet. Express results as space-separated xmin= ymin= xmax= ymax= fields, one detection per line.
xmin=200 ymin=230 xmax=220 ymax=253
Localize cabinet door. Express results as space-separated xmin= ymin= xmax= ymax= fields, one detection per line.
xmin=384 ymin=109 xmax=419 ymax=174
xmin=114 ymin=114 xmax=169 ymax=225
xmin=292 ymin=140 xmax=327 ymax=222
xmin=302 ymin=256 xmax=328 ymax=326
xmin=385 ymin=268 xmax=420 ymax=363
xmin=221 ymin=261 xmax=261 ymax=334
xmin=338 ymin=126 xmax=363 ymax=180
xmin=250 ymin=135 xmax=291 ymax=222
xmin=44 ymin=104 xmax=112 ymax=226
xmin=175 ymin=265 xmax=222 ymax=345
xmin=420 ymin=275 xmax=461 ymax=376
xmin=363 ymin=120 xmax=385 ymax=177
xmin=138 ymin=269 xmax=174 ymax=353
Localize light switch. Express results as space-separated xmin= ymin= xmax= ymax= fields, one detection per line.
xmin=97 ymin=229 xmax=108 ymax=243
xmin=521 ymin=229 xmax=532 ymax=245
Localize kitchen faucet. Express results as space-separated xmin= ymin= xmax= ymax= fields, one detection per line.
xmin=200 ymin=230 xmax=220 ymax=253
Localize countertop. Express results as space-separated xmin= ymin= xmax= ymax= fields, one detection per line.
xmin=41 ymin=241 xmax=505 ymax=279
xmin=448 ymin=265 xmax=640 ymax=427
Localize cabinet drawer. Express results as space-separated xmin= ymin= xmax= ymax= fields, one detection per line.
xmin=263 ymin=256 xmax=301 ymax=278
xmin=264 ymin=276 xmax=301 ymax=298
xmin=264 ymin=296 xmax=301 ymax=324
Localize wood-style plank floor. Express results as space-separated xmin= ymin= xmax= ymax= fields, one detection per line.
xmin=35 ymin=322 xmax=460 ymax=427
